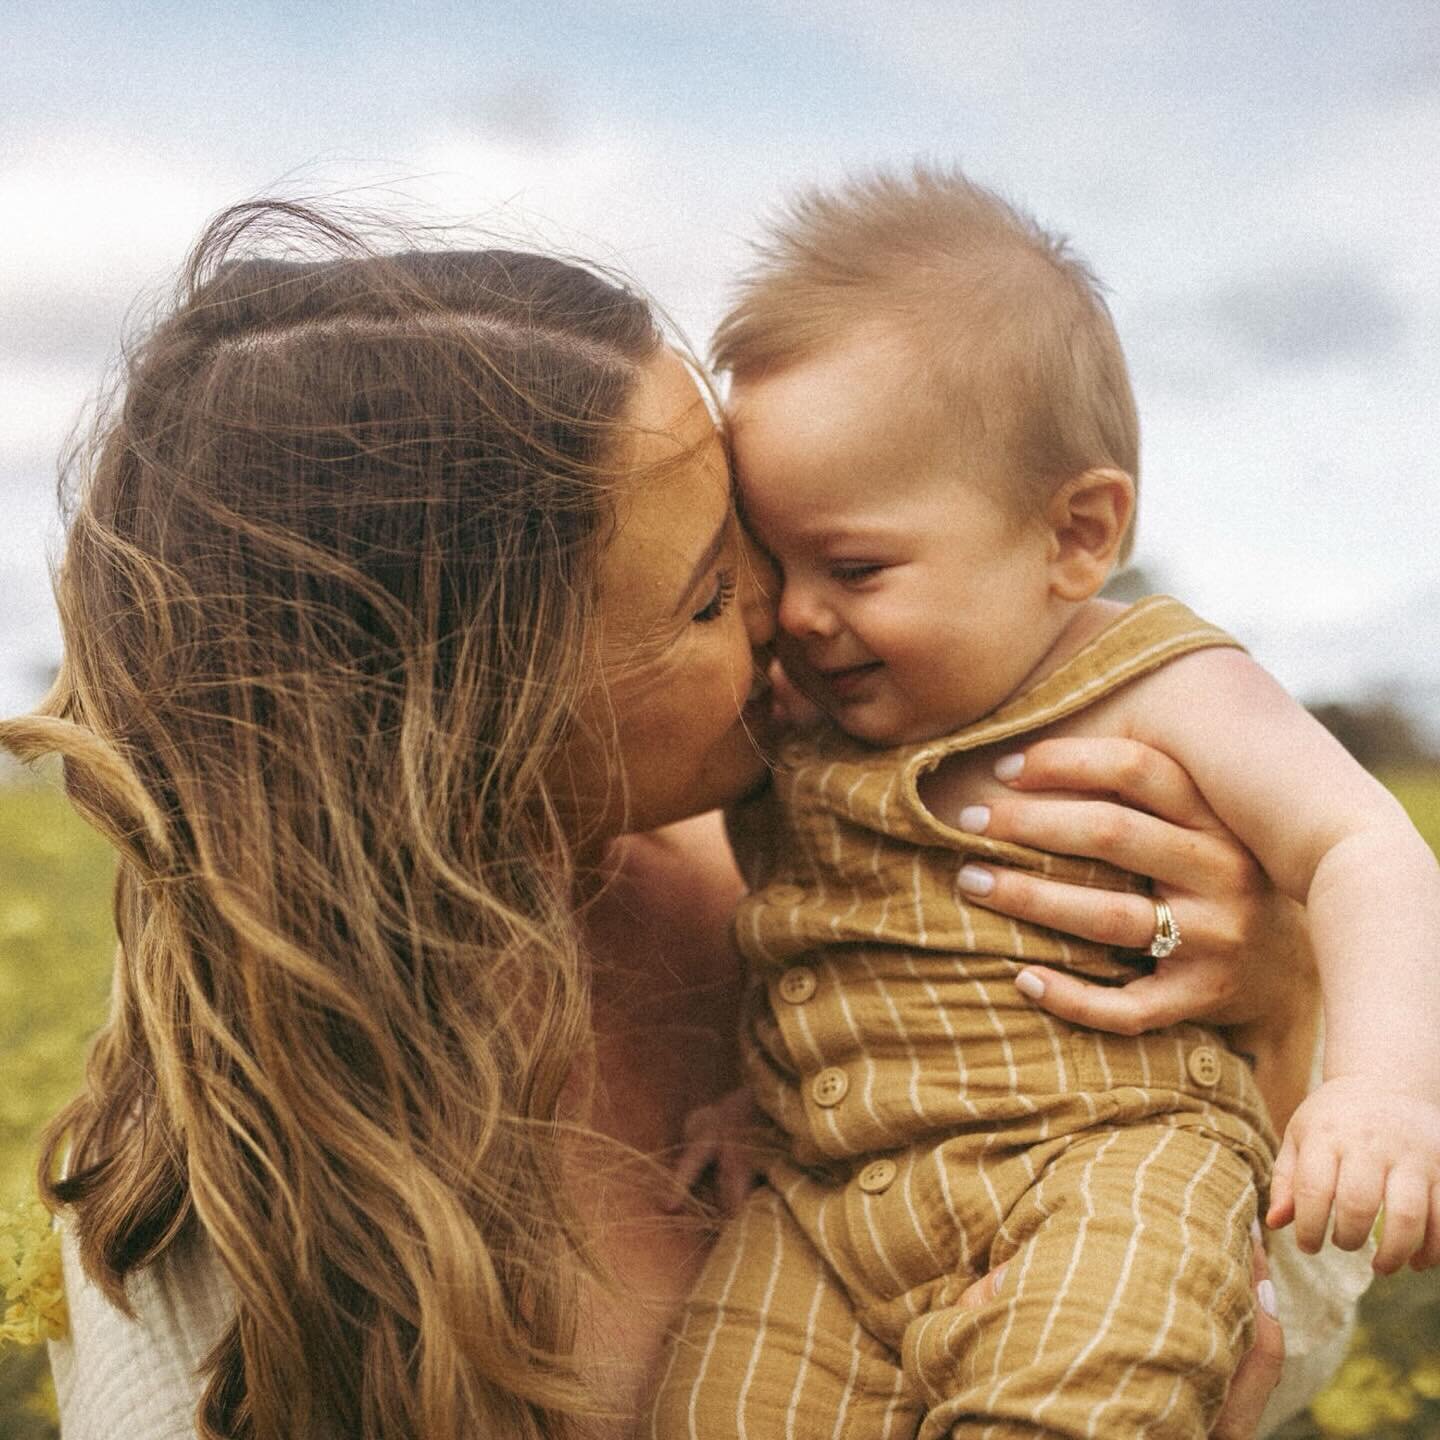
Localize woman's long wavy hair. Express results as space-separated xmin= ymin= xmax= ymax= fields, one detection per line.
xmin=0 ymin=201 xmax=671 ymax=1438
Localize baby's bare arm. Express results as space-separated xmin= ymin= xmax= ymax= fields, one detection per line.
xmin=1129 ymin=649 xmax=1440 ymax=1266
xmin=1130 ymin=649 xmax=1440 ymax=1089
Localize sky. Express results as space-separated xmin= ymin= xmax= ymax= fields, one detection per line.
xmin=3 ymin=0 xmax=1437 ymax=722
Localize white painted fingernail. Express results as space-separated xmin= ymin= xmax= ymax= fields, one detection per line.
xmin=992 ymin=1264 xmax=1007 ymax=1294
xmin=993 ymin=753 xmax=1025 ymax=782
xmin=1015 ymin=971 xmax=1046 ymax=1000
xmin=1257 ymin=1278 xmax=1278 ymax=1319
xmin=957 ymin=805 xmax=990 ymax=834
xmin=957 ymin=865 xmax=994 ymax=896
xmin=1250 ymin=1218 xmax=1262 ymax=1245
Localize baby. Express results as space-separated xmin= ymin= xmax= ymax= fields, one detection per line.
xmin=650 ymin=168 xmax=1440 ymax=1439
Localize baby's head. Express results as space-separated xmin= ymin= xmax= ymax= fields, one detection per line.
xmin=718 ymin=164 xmax=1139 ymax=745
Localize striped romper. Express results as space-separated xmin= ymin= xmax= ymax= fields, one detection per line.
xmin=650 ymin=598 xmax=1277 ymax=1440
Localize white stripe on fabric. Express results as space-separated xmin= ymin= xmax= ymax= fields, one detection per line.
xmin=1135 ymin=1157 xmax=1252 ymax=1440
xmin=857 ymin=950 xmax=927 ymax=1129
xmin=784 ymin=1266 xmax=830 ymax=1440
xmin=735 ymin=1195 xmax=786 ymax=1440
xmin=685 ymin=1197 xmax=758 ymax=1440
xmin=1031 ymin=1130 xmax=1176 ymax=1431
xmin=978 ymin=1130 xmax=1122 ymax=1420
xmin=827 ymin=1322 xmax=866 ymax=1440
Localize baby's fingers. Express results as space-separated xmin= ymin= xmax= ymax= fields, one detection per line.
xmin=1330 ymin=1155 xmax=1384 ymax=1253
xmin=666 ymin=1137 xmax=719 ymax=1213
xmin=1267 ymin=1132 xmax=1297 ymax=1231
xmin=1412 ymin=1184 xmax=1440 ymax=1271
xmin=716 ymin=1143 xmax=763 ymax=1219
xmin=1288 ymin=1143 xmax=1340 ymax=1254
xmin=1373 ymin=1168 xmax=1429 ymax=1274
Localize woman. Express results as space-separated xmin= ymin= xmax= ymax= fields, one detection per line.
xmin=1 ymin=202 xmax=1344 ymax=1439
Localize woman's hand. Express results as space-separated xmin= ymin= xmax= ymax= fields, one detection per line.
xmin=956 ymin=1231 xmax=1285 ymax=1438
xmin=952 ymin=736 xmax=1316 ymax=1038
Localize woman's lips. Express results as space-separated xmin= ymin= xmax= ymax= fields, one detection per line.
xmin=817 ymin=661 xmax=883 ymax=700
xmin=741 ymin=669 xmax=775 ymax=728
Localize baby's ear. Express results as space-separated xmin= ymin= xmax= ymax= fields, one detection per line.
xmin=1044 ymin=469 xmax=1135 ymax=602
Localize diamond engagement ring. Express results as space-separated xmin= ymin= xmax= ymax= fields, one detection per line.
xmin=1148 ymin=897 xmax=1182 ymax=959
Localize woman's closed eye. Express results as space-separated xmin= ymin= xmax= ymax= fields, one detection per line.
xmin=693 ymin=569 xmax=737 ymax=623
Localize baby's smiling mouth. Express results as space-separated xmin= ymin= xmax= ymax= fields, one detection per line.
xmin=815 ymin=660 xmax=883 ymax=699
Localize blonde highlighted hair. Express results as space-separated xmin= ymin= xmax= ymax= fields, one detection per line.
xmin=714 ymin=163 xmax=1140 ymax=559
xmin=0 ymin=201 xmax=672 ymax=1438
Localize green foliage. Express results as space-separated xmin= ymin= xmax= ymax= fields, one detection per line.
xmin=0 ymin=782 xmax=115 ymax=1196
xmin=1 ymin=773 xmax=1439 ymax=1437
xmin=0 ymin=779 xmax=114 ymax=1437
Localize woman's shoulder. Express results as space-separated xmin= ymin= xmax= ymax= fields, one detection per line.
xmin=49 ymin=1218 xmax=234 ymax=1440
xmin=605 ymin=813 xmax=744 ymax=957
xmin=620 ymin=811 xmax=744 ymax=897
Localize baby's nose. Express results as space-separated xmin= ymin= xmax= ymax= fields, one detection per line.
xmin=778 ymin=583 xmax=836 ymax=639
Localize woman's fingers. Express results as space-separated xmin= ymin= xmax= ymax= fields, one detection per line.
xmin=994 ymin=737 xmax=1214 ymax=827
xmin=1008 ymin=965 xmax=1197 ymax=1036
xmin=959 ymin=863 xmax=1161 ymax=949
xmin=1212 ymin=1235 xmax=1284 ymax=1439
xmin=969 ymin=795 xmax=1251 ymax=895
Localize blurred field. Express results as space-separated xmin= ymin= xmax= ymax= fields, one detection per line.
xmin=1 ymin=772 xmax=1438 ymax=1437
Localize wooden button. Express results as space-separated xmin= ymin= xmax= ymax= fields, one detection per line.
xmin=1187 ymin=1045 xmax=1221 ymax=1087
xmin=811 ymin=1066 xmax=849 ymax=1107
xmin=768 ymin=883 xmax=805 ymax=907
xmin=857 ymin=1159 xmax=897 ymax=1194
xmin=777 ymin=966 xmax=818 ymax=1004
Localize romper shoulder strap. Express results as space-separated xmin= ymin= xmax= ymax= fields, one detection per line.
xmin=882 ymin=595 xmax=1243 ymax=849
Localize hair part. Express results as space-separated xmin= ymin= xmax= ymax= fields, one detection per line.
xmin=714 ymin=162 xmax=1141 ymax=561
xmin=1 ymin=200 xmax=672 ymax=1439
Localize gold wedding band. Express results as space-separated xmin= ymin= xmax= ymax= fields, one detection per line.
xmin=1148 ymin=897 xmax=1182 ymax=959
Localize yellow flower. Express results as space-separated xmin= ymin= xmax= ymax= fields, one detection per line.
xmin=0 ymin=1199 xmax=68 ymax=1345
xmin=1311 ymin=1353 xmax=1418 ymax=1435
xmin=1411 ymin=1356 xmax=1440 ymax=1400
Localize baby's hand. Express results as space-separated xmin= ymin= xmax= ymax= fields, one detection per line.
xmin=1267 ymin=1076 xmax=1440 ymax=1273
xmin=667 ymin=1086 xmax=773 ymax=1218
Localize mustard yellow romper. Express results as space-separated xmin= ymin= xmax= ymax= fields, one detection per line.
xmin=650 ymin=598 xmax=1277 ymax=1440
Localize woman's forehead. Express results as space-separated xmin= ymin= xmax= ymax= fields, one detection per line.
xmin=600 ymin=350 xmax=731 ymax=611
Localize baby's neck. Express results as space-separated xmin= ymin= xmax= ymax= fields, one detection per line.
xmin=1009 ymin=597 xmax=1130 ymax=704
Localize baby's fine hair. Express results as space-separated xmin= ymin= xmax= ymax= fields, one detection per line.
xmin=714 ymin=163 xmax=1140 ymax=560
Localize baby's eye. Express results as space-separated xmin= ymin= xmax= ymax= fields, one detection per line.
xmin=693 ymin=569 xmax=738 ymax=623
xmin=830 ymin=562 xmax=883 ymax=585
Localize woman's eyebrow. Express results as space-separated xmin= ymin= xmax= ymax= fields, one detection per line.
xmin=672 ymin=514 xmax=731 ymax=615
